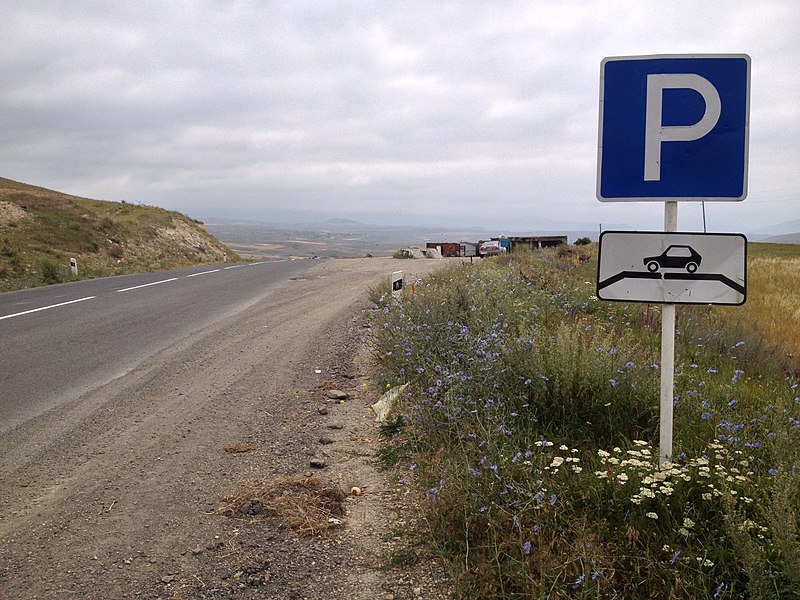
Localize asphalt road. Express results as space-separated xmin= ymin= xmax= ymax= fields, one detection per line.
xmin=0 ymin=259 xmax=312 ymax=433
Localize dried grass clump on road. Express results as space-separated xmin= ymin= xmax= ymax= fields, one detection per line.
xmin=220 ymin=475 xmax=348 ymax=537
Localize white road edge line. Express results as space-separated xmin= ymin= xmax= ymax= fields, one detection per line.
xmin=186 ymin=269 xmax=220 ymax=278
xmin=116 ymin=278 xmax=179 ymax=293
xmin=0 ymin=296 xmax=97 ymax=321
xmin=223 ymin=265 xmax=243 ymax=270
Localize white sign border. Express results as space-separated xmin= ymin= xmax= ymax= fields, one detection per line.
xmin=596 ymin=53 xmax=751 ymax=203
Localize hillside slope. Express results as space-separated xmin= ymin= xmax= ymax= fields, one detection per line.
xmin=762 ymin=231 xmax=800 ymax=244
xmin=0 ymin=177 xmax=239 ymax=292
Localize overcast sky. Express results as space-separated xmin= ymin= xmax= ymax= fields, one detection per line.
xmin=1 ymin=1 xmax=798 ymax=233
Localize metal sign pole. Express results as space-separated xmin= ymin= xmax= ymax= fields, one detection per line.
xmin=659 ymin=201 xmax=678 ymax=467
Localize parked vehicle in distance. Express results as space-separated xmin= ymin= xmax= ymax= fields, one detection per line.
xmin=478 ymin=240 xmax=507 ymax=256
xmin=643 ymin=245 xmax=702 ymax=273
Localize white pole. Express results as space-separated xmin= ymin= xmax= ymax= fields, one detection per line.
xmin=659 ymin=201 xmax=678 ymax=468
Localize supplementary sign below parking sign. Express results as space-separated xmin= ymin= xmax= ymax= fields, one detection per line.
xmin=597 ymin=231 xmax=746 ymax=305
xmin=597 ymin=54 xmax=750 ymax=201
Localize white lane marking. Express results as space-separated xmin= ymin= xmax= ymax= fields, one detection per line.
xmin=0 ymin=296 xmax=96 ymax=321
xmin=186 ymin=269 xmax=220 ymax=278
xmin=116 ymin=278 xmax=178 ymax=293
xmin=223 ymin=265 xmax=243 ymax=270
xmin=248 ymin=261 xmax=268 ymax=266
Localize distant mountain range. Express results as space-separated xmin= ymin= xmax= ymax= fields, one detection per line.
xmin=750 ymin=218 xmax=800 ymax=239
xmin=761 ymin=232 xmax=800 ymax=244
xmin=205 ymin=214 xmax=800 ymax=250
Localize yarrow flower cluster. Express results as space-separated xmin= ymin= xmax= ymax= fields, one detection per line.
xmin=591 ymin=440 xmax=761 ymax=543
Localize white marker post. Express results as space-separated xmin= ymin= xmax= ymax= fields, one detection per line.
xmin=391 ymin=271 xmax=403 ymax=303
xmin=70 ymin=257 xmax=78 ymax=276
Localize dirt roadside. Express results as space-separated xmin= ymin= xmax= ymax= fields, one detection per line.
xmin=0 ymin=257 xmax=455 ymax=600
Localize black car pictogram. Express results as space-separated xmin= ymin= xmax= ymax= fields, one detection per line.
xmin=643 ymin=245 xmax=702 ymax=273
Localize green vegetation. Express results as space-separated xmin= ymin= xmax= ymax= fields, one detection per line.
xmin=365 ymin=244 xmax=800 ymax=599
xmin=0 ymin=177 xmax=239 ymax=292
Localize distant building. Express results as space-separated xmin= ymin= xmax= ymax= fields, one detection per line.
xmin=460 ymin=242 xmax=478 ymax=257
xmin=426 ymin=242 xmax=461 ymax=257
xmin=425 ymin=236 xmax=567 ymax=258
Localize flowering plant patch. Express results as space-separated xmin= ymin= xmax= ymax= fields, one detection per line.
xmin=367 ymin=250 xmax=800 ymax=598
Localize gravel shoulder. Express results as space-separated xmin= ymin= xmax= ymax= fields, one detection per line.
xmin=0 ymin=257 xmax=453 ymax=600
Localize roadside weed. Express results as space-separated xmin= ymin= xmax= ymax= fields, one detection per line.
xmin=365 ymin=247 xmax=800 ymax=599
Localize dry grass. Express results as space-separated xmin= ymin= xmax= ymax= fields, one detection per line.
xmin=737 ymin=254 xmax=800 ymax=369
xmin=223 ymin=443 xmax=254 ymax=453
xmin=220 ymin=475 xmax=348 ymax=537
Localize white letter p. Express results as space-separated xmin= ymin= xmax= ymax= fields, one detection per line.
xmin=644 ymin=73 xmax=721 ymax=181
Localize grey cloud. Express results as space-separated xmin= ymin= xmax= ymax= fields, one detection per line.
xmin=0 ymin=1 xmax=798 ymax=232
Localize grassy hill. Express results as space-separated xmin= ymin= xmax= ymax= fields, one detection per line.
xmin=0 ymin=177 xmax=239 ymax=292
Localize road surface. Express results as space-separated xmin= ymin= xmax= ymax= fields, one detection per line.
xmin=0 ymin=260 xmax=310 ymax=433
xmin=0 ymin=256 xmax=453 ymax=599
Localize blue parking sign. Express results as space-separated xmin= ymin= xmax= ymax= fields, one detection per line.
xmin=597 ymin=54 xmax=750 ymax=201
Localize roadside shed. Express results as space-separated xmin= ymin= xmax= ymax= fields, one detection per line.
xmin=460 ymin=242 xmax=478 ymax=257
xmin=426 ymin=242 xmax=461 ymax=257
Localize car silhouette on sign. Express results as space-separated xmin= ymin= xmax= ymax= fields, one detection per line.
xmin=643 ymin=245 xmax=702 ymax=273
